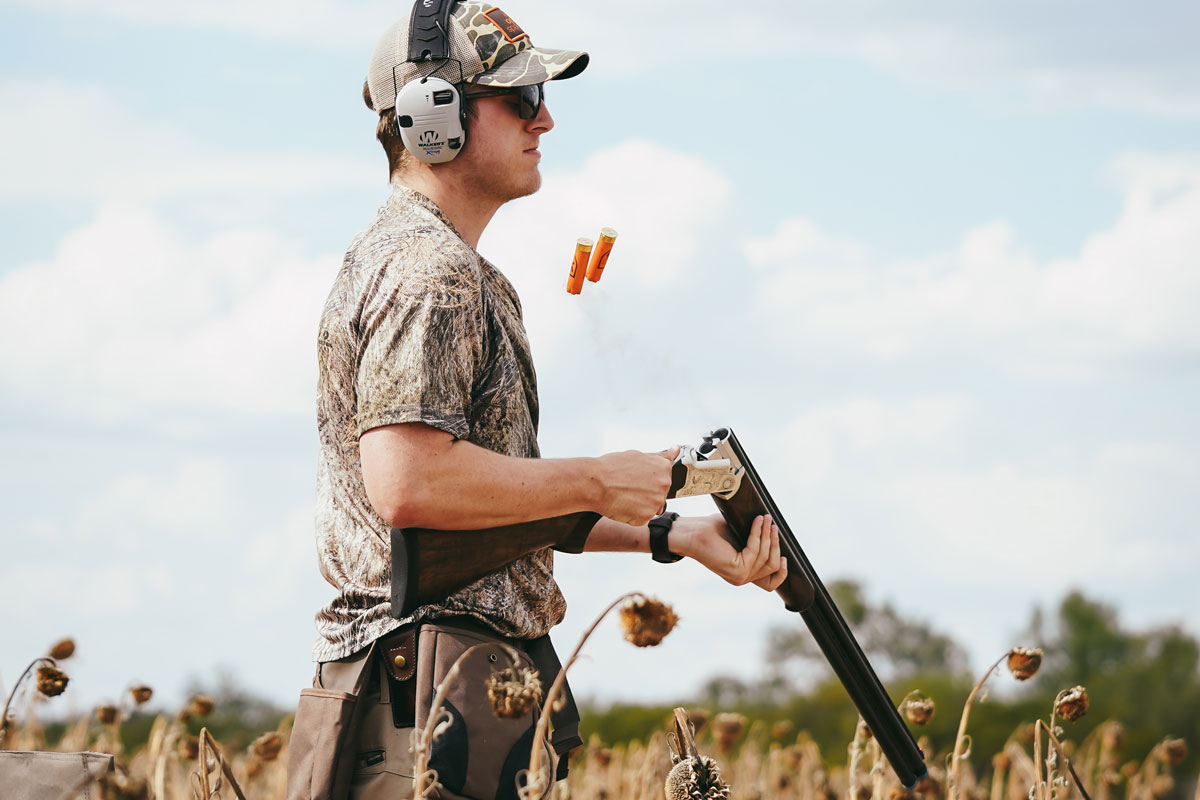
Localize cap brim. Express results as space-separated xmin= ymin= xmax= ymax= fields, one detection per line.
xmin=471 ymin=47 xmax=589 ymax=87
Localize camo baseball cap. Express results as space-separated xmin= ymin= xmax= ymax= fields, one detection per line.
xmin=366 ymin=1 xmax=589 ymax=112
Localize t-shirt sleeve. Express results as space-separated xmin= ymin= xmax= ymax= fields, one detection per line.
xmin=354 ymin=268 xmax=483 ymax=441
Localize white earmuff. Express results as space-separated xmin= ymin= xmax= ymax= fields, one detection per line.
xmin=394 ymin=76 xmax=466 ymax=164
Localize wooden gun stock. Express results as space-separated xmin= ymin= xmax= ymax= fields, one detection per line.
xmin=390 ymin=511 xmax=600 ymax=618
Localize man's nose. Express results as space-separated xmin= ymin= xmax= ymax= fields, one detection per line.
xmin=530 ymin=100 xmax=554 ymax=133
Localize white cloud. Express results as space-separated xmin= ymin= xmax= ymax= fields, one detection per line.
xmin=480 ymin=139 xmax=731 ymax=368
xmin=0 ymin=81 xmax=374 ymax=201
xmin=0 ymin=138 xmax=729 ymax=423
xmin=1 ymin=0 xmax=390 ymax=50
xmin=8 ymin=2 xmax=1197 ymax=116
xmin=10 ymin=458 xmax=242 ymax=555
xmin=747 ymin=153 xmax=1200 ymax=368
xmin=891 ymin=439 xmax=1200 ymax=590
xmin=0 ymin=204 xmax=334 ymax=421
xmin=237 ymin=505 xmax=320 ymax=611
xmin=777 ymin=396 xmax=970 ymax=486
xmin=0 ymin=563 xmax=173 ymax=618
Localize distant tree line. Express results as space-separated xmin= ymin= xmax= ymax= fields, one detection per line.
xmin=582 ymin=584 xmax=1199 ymax=782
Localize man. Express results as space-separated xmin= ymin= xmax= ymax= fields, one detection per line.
xmin=298 ymin=2 xmax=787 ymax=797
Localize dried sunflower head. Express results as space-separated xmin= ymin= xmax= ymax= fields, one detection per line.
xmin=1007 ymin=647 xmax=1043 ymax=681
xmin=190 ymin=695 xmax=215 ymax=716
xmin=129 ymin=685 xmax=153 ymax=706
xmin=486 ymin=665 xmax=542 ymax=720
xmin=915 ymin=775 xmax=942 ymax=797
xmin=711 ymin=713 xmax=746 ymax=754
xmin=252 ymin=732 xmax=283 ymax=762
xmin=36 ymin=665 xmax=69 ymax=697
xmin=902 ymin=695 xmax=936 ymax=726
xmin=591 ymin=747 xmax=613 ymax=767
xmin=619 ymin=595 xmax=678 ymax=647
xmin=178 ymin=734 xmax=200 ymax=761
xmin=772 ymin=720 xmax=794 ymax=740
xmin=1159 ymin=738 xmax=1187 ymax=765
xmin=1054 ymin=686 xmax=1089 ymax=722
xmin=48 ymin=638 xmax=76 ymax=660
xmin=782 ymin=744 xmax=805 ymax=769
xmin=98 ymin=763 xmax=149 ymax=800
xmin=96 ymin=704 xmax=120 ymax=725
xmin=665 ymin=756 xmax=730 ymax=800
xmin=686 ymin=708 xmax=711 ymax=735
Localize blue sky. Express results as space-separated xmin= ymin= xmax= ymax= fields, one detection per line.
xmin=2 ymin=0 xmax=1198 ymax=714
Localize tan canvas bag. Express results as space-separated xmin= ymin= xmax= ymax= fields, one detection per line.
xmin=287 ymin=640 xmax=380 ymax=800
xmin=412 ymin=622 xmax=555 ymax=800
xmin=0 ymin=750 xmax=114 ymax=800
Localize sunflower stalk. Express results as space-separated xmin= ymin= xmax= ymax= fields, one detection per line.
xmin=0 ymin=657 xmax=60 ymax=749
xmin=193 ymin=726 xmax=247 ymax=800
xmin=522 ymin=591 xmax=674 ymax=799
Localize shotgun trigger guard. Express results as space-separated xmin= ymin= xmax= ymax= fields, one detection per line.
xmin=672 ymin=445 xmax=744 ymax=499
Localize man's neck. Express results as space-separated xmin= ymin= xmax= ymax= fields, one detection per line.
xmin=395 ymin=170 xmax=501 ymax=250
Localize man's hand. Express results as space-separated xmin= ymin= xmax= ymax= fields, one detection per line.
xmin=672 ymin=513 xmax=788 ymax=591
xmin=591 ymin=446 xmax=680 ymax=527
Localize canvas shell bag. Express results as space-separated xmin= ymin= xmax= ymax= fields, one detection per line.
xmin=0 ymin=750 xmax=115 ymax=800
xmin=287 ymin=640 xmax=379 ymax=800
xmin=411 ymin=622 xmax=556 ymax=800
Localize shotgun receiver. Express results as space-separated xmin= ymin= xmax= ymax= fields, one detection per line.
xmin=390 ymin=427 xmax=928 ymax=788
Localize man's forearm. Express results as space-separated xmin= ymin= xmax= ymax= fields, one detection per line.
xmin=582 ymin=517 xmax=650 ymax=552
xmin=362 ymin=427 xmax=602 ymax=530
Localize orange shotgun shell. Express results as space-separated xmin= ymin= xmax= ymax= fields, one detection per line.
xmin=586 ymin=227 xmax=618 ymax=282
xmin=566 ymin=237 xmax=593 ymax=295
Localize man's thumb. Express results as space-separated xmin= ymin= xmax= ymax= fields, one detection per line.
xmin=660 ymin=444 xmax=682 ymax=460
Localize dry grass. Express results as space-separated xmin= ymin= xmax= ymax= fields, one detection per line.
xmin=2 ymin=625 xmax=1195 ymax=800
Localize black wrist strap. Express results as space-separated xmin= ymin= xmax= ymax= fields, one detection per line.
xmin=649 ymin=512 xmax=683 ymax=563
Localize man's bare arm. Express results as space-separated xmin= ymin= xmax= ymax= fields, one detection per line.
xmin=359 ymin=422 xmax=677 ymax=530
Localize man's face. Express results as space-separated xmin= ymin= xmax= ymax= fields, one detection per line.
xmin=450 ymin=85 xmax=555 ymax=204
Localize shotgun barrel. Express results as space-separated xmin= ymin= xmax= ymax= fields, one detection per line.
xmin=705 ymin=428 xmax=927 ymax=788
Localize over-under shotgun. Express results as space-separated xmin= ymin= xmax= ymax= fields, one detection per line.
xmin=390 ymin=427 xmax=928 ymax=787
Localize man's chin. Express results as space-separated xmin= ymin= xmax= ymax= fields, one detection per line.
xmin=510 ymin=173 xmax=543 ymax=201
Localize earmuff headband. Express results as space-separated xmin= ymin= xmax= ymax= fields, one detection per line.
xmin=407 ymin=0 xmax=457 ymax=62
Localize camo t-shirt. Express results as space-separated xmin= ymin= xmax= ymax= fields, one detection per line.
xmin=312 ymin=184 xmax=564 ymax=663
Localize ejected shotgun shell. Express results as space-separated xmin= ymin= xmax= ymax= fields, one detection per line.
xmin=586 ymin=227 xmax=617 ymax=282
xmin=566 ymin=237 xmax=594 ymax=295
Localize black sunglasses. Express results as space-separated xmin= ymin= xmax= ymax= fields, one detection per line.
xmin=465 ymin=83 xmax=544 ymax=120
